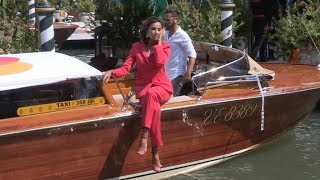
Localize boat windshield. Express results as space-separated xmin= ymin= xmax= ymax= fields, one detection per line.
xmin=0 ymin=78 xmax=104 ymax=119
xmin=192 ymin=44 xmax=250 ymax=89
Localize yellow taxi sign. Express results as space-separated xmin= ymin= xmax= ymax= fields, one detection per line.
xmin=17 ymin=97 xmax=105 ymax=116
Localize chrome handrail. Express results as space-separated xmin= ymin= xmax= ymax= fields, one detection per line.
xmin=202 ymin=74 xmax=268 ymax=95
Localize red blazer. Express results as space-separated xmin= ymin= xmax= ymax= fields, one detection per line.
xmin=112 ymin=41 xmax=173 ymax=99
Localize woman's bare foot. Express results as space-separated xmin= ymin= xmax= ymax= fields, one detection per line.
xmin=137 ymin=128 xmax=149 ymax=155
xmin=152 ymin=147 xmax=162 ymax=173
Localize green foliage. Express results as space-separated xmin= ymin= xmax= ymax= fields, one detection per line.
xmin=49 ymin=0 xmax=96 ymax=13
xmin=95 ymin=0 xmax=154 ymax=48
xmin=75 ymin=0 xmax=97 ymax=12
xmin=0 ymin=0 xmax=29 ymax=19
xmin=0 ymin=1 xmax=38 ymax=54
xmin=50 ymin=0 xmax=72 ymax=10
xmin=233 ymin=0 xmax=250 ymax=36
xmin=169 ymin=0 xmax=244 ymax=44
xmin=271 ymin=4 xmax=320 ymax=57
xmin=170 ymin=0 xmax=221 ymax=43
xmin=94 ymin=0 xmax=246 ymax=48
xmin=0 ymin=18 xmax=39 ymax=54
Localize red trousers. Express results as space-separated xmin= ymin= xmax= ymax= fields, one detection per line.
xmin=139 ymin=86 xmax=171 ymax=147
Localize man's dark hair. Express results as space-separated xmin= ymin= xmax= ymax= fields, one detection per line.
xmin=165 ymin=7 xmax=180 ymax=18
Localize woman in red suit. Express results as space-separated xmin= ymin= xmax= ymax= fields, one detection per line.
xmin=102 ymin=16 xmax=173 ymax=172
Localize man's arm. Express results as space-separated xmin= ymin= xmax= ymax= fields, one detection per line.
xmin=183 ymin=56 xmax=196 ymax=82
xmin=180 ymin=35 xmax=197 ymax=82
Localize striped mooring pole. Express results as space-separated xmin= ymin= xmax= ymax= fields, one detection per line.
xmin=28 ymin=0 xmax=36 ymax=24
xmin=219 ymin=0 xmax=235 ymax=47
xmin=36 ymin=0 xmax=56 ymax=52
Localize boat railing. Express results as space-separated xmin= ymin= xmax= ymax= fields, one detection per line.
xmin=112 ymin=74 xmax=131 ymax=112
xmin=201 ymin=74 xmax=273 ymax=95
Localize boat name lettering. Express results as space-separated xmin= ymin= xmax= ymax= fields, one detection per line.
xmin=203 ymin=103 xmax=258 ymax=125
xmin=57 ymin=102 xmax=71 ymax=107
xmin=17 ymin=97 xmax=105 ymax=116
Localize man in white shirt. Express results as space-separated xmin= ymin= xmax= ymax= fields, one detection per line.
xmin=164 ymin=8 xmax=197 ymax=96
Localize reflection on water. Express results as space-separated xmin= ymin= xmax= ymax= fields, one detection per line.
xmin=167 ymin=110 xmax=320 ymax=180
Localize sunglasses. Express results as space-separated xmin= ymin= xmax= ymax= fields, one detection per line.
xmin=164 ymin=18 xmax=176 ymax=22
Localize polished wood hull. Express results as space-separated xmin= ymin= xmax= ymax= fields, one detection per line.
xmin=0 ymin=62 xmax=320 ymax=179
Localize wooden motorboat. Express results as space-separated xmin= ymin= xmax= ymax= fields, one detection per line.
xmin=53 ymin=23 xmax=79 ymax=49
xmin=0 ymin=43 xmax=320 ymax=179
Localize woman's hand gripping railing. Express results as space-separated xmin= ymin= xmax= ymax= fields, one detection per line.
xmin=102 ymin=70 xmax=130 ymax=111
xmin=111 ymin=74 xmax=131 ymax=112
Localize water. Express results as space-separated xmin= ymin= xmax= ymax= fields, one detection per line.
xmin=167 ymin=110 xmax=320 ymax=180
xmin=58 ymin=49 xmax=95 ymax=64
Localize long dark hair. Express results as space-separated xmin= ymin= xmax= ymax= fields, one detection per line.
xmin=140 ymin=16 xmax=164 ymax=44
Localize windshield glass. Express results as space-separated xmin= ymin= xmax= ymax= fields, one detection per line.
xmin=192 ymin=44 xmax=249 ymax=89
